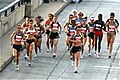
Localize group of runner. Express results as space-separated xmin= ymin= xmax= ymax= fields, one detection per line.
xmin=64 ymin=10 xmax=119 ymax=73
xmin=10 ymin=9 xmax=119 ymax=73
xmin=10 ymin=14 xmax=61 ymax=70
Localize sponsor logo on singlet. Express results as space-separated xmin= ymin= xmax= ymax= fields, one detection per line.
xmin=27 ymin=29 xmax=36 ymax=35
xmin=95 ymin=24 xmax=101 ymax=30
xmin=16 ymin=35 xmax=22 ymax=41
xmin=81 ymin=27 xmax=87 ymax=33
xmin=109 ymin=26 xmax=115 ymax=32
xmin=70 ymin=28 xmax=75 ymax=35
xmin=52 ymin=24 xmax=59 ymax=30
xmin=89 ymin=27 xmax=94 ymax=32
xmin=75 ymin=36 xmax=81 ymax=41
xmin=35 ymin=27 xmax=40 ymax=33
xmin=76 ymin=22 xmax=81 ymax=25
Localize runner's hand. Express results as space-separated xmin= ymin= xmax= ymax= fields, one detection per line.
xmin=117 ymin=30 xmax=119 ymax=33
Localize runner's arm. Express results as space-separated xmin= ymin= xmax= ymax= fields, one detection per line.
xmin=41 ymin=25 xmax=45 ymax=34
xmin=10 ymin=31 xmax=16 ymax=45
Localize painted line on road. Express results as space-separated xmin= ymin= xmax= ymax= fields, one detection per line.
xmin=114 ymin=43 xmax=120 ymax=45
xmin=113 ymin=78 xmax=118 ymax=80
xmin=94 ymin=66 xmax=120 ymax=70
xmin=119 ymin=61 xmax=120 ymax=66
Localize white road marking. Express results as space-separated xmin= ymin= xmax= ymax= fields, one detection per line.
xmin=119 ymin=61 xmax=120 ymax=66
xmin=113 ymin=78 xmax=117 ymax=80
xmin=94 ymin=66 xmax=120 ymax=69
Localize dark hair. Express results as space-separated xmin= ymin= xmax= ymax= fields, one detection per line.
xmin=98 ymin=14 xmax=102 ymax=17
xmin=17 ymin=24 xmax=21 ymax=27
xmin=24 ymin=16 xmax=30 ymax=19
xmin=69 ymin=14 xmax=73 ymax=17
xmin=35 ymin=15 xmax=44 ymax=22
xmin=83 ymin=16 xmax=87 ymax=21
xmin=54 ymin=15 xmax=58 ymax=18
xmin=78 ymin=12 xmax=84 ymax=16
xmin=75 ymin=26 xmax=80 ymax=30
xmin=71 ymin=19 xmax=76 ymax=23
xmin=29 ymin=19 xmax=33 ymax=22
xmin=110 ymin=12 xmax=115 ymax=17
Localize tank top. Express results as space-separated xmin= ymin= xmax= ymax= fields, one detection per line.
xmin=88 ymin=22 xmax=94 ymax=32
xmin=80 ymin=24 xmax=88 ymax=33
xmin=108 ymin=26 xmax=116 ymax=32
xmin=67 ymin=22 xmax=72 ymax=29
xmin=26 ymin=28 xmax=36 ymax=35
xmin=73 ymin=35 xmax=82 ymax=41
xmin=51 ymin=22 xmax=60 ymax=31
xmin=76 ymin=18 xmax=83 ymax=25
xmin=14 ymin=32 xmax=23 ymax=41
xmin=23 ymin=22 xmax=29 ymax=28
xmin=69 ymin=27 xmax=76 ymax=36
xmin=94 ymin=20 xmax=104 ymax=31
xmin=34 ymin=24 xmax=41 ymax=33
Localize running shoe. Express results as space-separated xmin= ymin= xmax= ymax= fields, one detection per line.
xmin=47 ymin=49 xmax=49 ymax=52
xmin=96 ymin=53 xmax=100 ymax=59
xmin=67 ymin=47 xmax=70 ymax=50
xmin=108 ymin=54 xmax=112 ymax=58
xmin=70 ymin=56 xmax=73 ymax=60
xmin=94 ymin=51 xmax=97 ymax=57
xmin=24 ymin=54 xmax=28 ymax=60
xmin=34 ymin=54 xmax=38 ymax=58
xmin=80 ymin=55 xmax=83 ymax=59
xmin=63 ymin=0 xmax=67 ymax=2
xmin=12 ymin=59 xmax=16 ymax=64
xmin=39 ymin=49 xmax=41 ymax=53
xmin=107 ymin=47 xmax=109 ymax=50
xmin=88 ymin=53 xmax=92 ymax=56
xmin=28 ymin=62 xmax=31 ymax=66
xmin=98 ymin=52 xmax=100 ymax=55
xmin=74 ymin=71 xmax=78 ymax=73
xmin=15 ymin=65 xmax=19 ymax=70
xmin=53 ymin=53 xmax=56 ymax=58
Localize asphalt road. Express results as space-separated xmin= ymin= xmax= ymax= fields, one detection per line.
xmin=1 ymin=0 xmax=120 ymax=80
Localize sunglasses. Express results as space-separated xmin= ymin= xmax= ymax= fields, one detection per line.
xmin=78 ymin=14 xmax=82 ymax=16
xmin=36 ymin=19 xmax=40 ymax=21
xmin=69 ymin=16 xmax=73 ymax=18
xmin=48 ymin=16 xmax=52 ymax=17
xmin=110 ymin=18 xmax=114 ymax=20
xmin=76 ymin=30 xmax=81 ymax=31
xmin=18 ymin=28 xmax=21 ymax=29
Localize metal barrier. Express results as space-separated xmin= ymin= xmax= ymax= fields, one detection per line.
xmin=0 ymin=0 xmax=31 ymax=19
